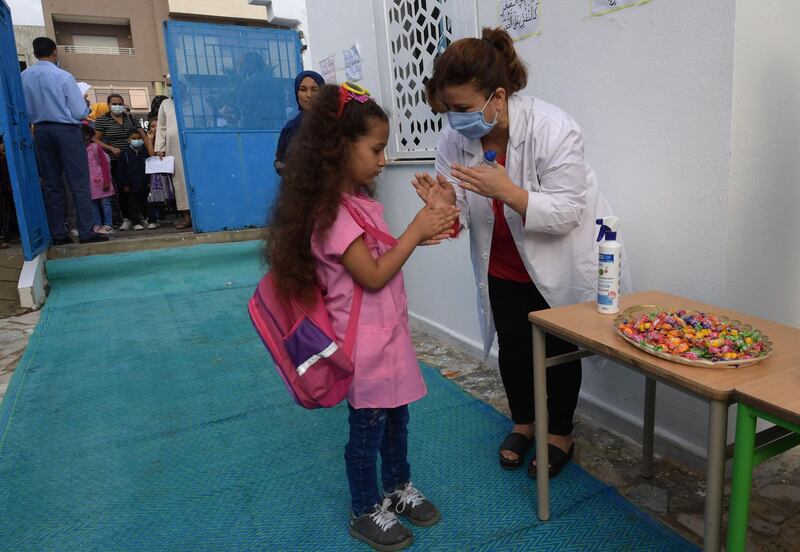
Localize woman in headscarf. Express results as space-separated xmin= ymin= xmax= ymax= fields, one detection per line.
xmin=273 ymin=70 xmax=325 ymax=174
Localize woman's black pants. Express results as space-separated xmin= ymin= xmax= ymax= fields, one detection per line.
xmin=488 ymin=275 xmax=582 ymax=436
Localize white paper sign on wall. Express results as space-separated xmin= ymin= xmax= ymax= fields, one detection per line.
xmin=343 ymin=46 xmax=363 ymax=82
xmin=319 ymin=54 xmax=337 ymax=83
xmin=591 ymin=0 xmax=653 ymax=18
xmin=499 ymin=0 xmax=541 ymax=41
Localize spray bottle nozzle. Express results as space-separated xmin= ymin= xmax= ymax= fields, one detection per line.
xmin=596 ymin=217 xmax=620 ymax=242
xmin=483 ymin=150 xmax=496 ymax=163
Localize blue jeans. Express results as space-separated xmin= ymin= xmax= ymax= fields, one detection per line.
xmin=33 ymin=123 xmax=95 ymax=240
xmin=345 ymin=404 xmax=411 ymax=516
xmin=92 ymin=198 xmax=113 ymax=227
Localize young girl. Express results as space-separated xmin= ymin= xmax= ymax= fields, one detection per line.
xmin=82 ymin=123 xmax=114 ymax=234
xmin=266 ymin=83 xmax=458 ymax=551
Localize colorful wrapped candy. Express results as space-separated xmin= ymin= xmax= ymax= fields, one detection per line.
xmin=616 ymin=309 xmax=769 ymax=363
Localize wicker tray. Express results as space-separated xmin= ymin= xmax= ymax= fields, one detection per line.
xmin=613 ymin=305 xmax=773 ymax=369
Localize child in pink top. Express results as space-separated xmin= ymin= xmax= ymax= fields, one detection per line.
xmin=82 ymin=123 xmax=114 ymax=234
xmin=265 ymin=83 xmax=458 ymax=551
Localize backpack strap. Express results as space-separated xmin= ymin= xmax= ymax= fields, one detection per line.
xmin=342 ymin=286 xmax=362 ymax=358
xmin=341 ymin=199 xmax=398 ymax=246
xmin=337 ymin=197 xmax=397 ymax=359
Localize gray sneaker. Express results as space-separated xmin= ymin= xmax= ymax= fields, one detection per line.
xmin=349 ymin=498 xmax=413 ymax=551
xmin=385 ymin=482 xmax=441 ymax=527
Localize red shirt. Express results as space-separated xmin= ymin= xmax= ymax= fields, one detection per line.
xmin=488 ymin=155 xmax=531 ymax=283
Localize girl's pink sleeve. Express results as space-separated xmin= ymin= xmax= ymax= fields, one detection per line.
xmin=315 ymin=205 xmax=364 ymax=258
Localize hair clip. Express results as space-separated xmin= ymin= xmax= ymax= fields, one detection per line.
xmin=337 ymin=81 xmax=371 ymax=117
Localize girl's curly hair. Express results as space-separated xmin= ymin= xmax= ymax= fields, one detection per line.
xmin=264 ymin=84 xmax=389 ymax=302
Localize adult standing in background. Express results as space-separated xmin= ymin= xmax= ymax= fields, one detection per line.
xmin=21 ymin=37 xmax=107 ymax=245
xmin=93 ymin=93 xmax=149 ymax=230
xmin=155 ymin=96 xmax=192 ymax=230
xmin=274 ymin=70 xmax=325 ymax=174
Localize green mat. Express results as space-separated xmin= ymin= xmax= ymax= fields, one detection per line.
xmin=0 ymin=242 xmax=698 ymax=551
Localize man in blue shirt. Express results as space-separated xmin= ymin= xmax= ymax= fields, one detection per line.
xmin=21 ymin=37 xmax=107 ymax=244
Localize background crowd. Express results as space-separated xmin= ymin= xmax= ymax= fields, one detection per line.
xmin=15 ymin=37 xmax=192 ymax=245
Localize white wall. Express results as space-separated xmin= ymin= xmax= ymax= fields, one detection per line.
xmin=302 ymin=0 xmax=385 ymax=89
xmin=726 ymin=1 xmax=800 ymax=328
xmin=305 ymin=1 xmax=796 ymax=462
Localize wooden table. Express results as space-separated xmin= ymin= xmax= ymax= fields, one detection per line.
xmin=528 ymin=291 xmax=799 ymax=551
xmin=727 ymin=365 xmax=800 ymax=551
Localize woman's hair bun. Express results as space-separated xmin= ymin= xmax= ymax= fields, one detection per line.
xmin=481 ymin=27 xmax=527 ymax=93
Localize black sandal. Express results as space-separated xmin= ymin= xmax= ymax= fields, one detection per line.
xmin=527 ymin=443 xmax=574 ymax=479
xmin=498 ymin=432 xmax=533 ymax=470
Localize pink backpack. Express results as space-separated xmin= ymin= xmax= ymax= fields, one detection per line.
xmin=248 ymin=200 xmax=397 ymax=409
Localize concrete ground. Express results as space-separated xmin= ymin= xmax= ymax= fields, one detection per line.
xmin=1 ymin=294 xmax=798 ymax=550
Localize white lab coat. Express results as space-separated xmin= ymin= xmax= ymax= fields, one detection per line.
xmin=435 ymin=94 xmax=631 ymax=357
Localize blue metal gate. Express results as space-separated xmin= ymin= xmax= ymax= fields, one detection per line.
xmin=163 ymin=21 xmax=302 ymax=232
xmin=0 ymin=0 xmax=49 ymax=260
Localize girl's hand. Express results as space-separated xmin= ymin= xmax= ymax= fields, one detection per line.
xmin=451 ymin=162 xmax=514 ymax=201
xmin=411 ymin=172 xmax=456 ymax=208
xmin=409 ymin=204 xmax=459 ymax=243
xmin=419 ymin=232 xmax=452 ymax=246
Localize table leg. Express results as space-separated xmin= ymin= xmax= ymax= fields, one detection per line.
xmin=704 ymin=399 xmax=729 ymax=552
xmin=727 ymin=403 xmax=756 ymax=552
xmin=642 ymin=377 xmax=656 ymax=479
xmin=532 ymin=323 xmax=550 ymax=520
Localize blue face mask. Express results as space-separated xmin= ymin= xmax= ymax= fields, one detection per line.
xmin=446 ymin=91 xmax=498 ymax=140
xmin=130 ymin=139 xmax=144 ymax=149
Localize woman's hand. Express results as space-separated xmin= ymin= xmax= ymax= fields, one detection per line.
xmin=411 ymin=172 xmax=456 ymax=209
xmin=155 ymin=151 xmax=165 ymax=159
xmin=111 ymin=147 xmax=121 ymax=157
xmin=451 ymin=162 xmax=529 ymax=216
xmin=409 ymin=204 xmax=459 ymax=243
xmin=450 ymin=163 xmax=515 ymax=200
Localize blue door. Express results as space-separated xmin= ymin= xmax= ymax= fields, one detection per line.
xmin=163 ymin=21 xmax=302 ymax=232
xmin=0 ymin=1 xmax=49 ymax=260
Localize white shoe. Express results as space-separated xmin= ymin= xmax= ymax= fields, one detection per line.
xmin=102 ymin=225 xmax=115 ymax=234
xmin=69 ymin=228 xmax=79 ymax=238
xmin=147 ymin=222 xmax=159 ymax=229
xmin=95 ymin=226 xmax=110 ymax=235
xmin=119 ymin=219 xmax=132 ymax=231
xmin=133 ymin=224 xmax=145 ymax=231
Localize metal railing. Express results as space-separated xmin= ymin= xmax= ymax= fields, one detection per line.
xmin=61 ymin=45 xmax=135 ymax=56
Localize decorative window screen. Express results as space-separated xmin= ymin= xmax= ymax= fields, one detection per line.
xmin=375 ymin=0 xmax=478 ymax=161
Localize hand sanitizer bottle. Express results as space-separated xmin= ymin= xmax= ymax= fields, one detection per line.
xmin=596 ymin=217 xmax=622 ymax=314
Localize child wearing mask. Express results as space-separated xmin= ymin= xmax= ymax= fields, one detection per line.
xmin=116 ymin=130 xmax=152 ymax=231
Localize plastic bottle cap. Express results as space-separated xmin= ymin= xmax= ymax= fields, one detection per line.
xmin=484 ymin=150 xmax=496 ymax=163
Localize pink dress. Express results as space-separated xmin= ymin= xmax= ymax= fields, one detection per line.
xmin=311 ymin=193 xmax=427 ymax=409
xmin=86 ymin=142 xmax=114 ymax=200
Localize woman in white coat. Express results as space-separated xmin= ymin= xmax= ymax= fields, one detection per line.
xmin=414 ymin=27 xmax=625 ymax=478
